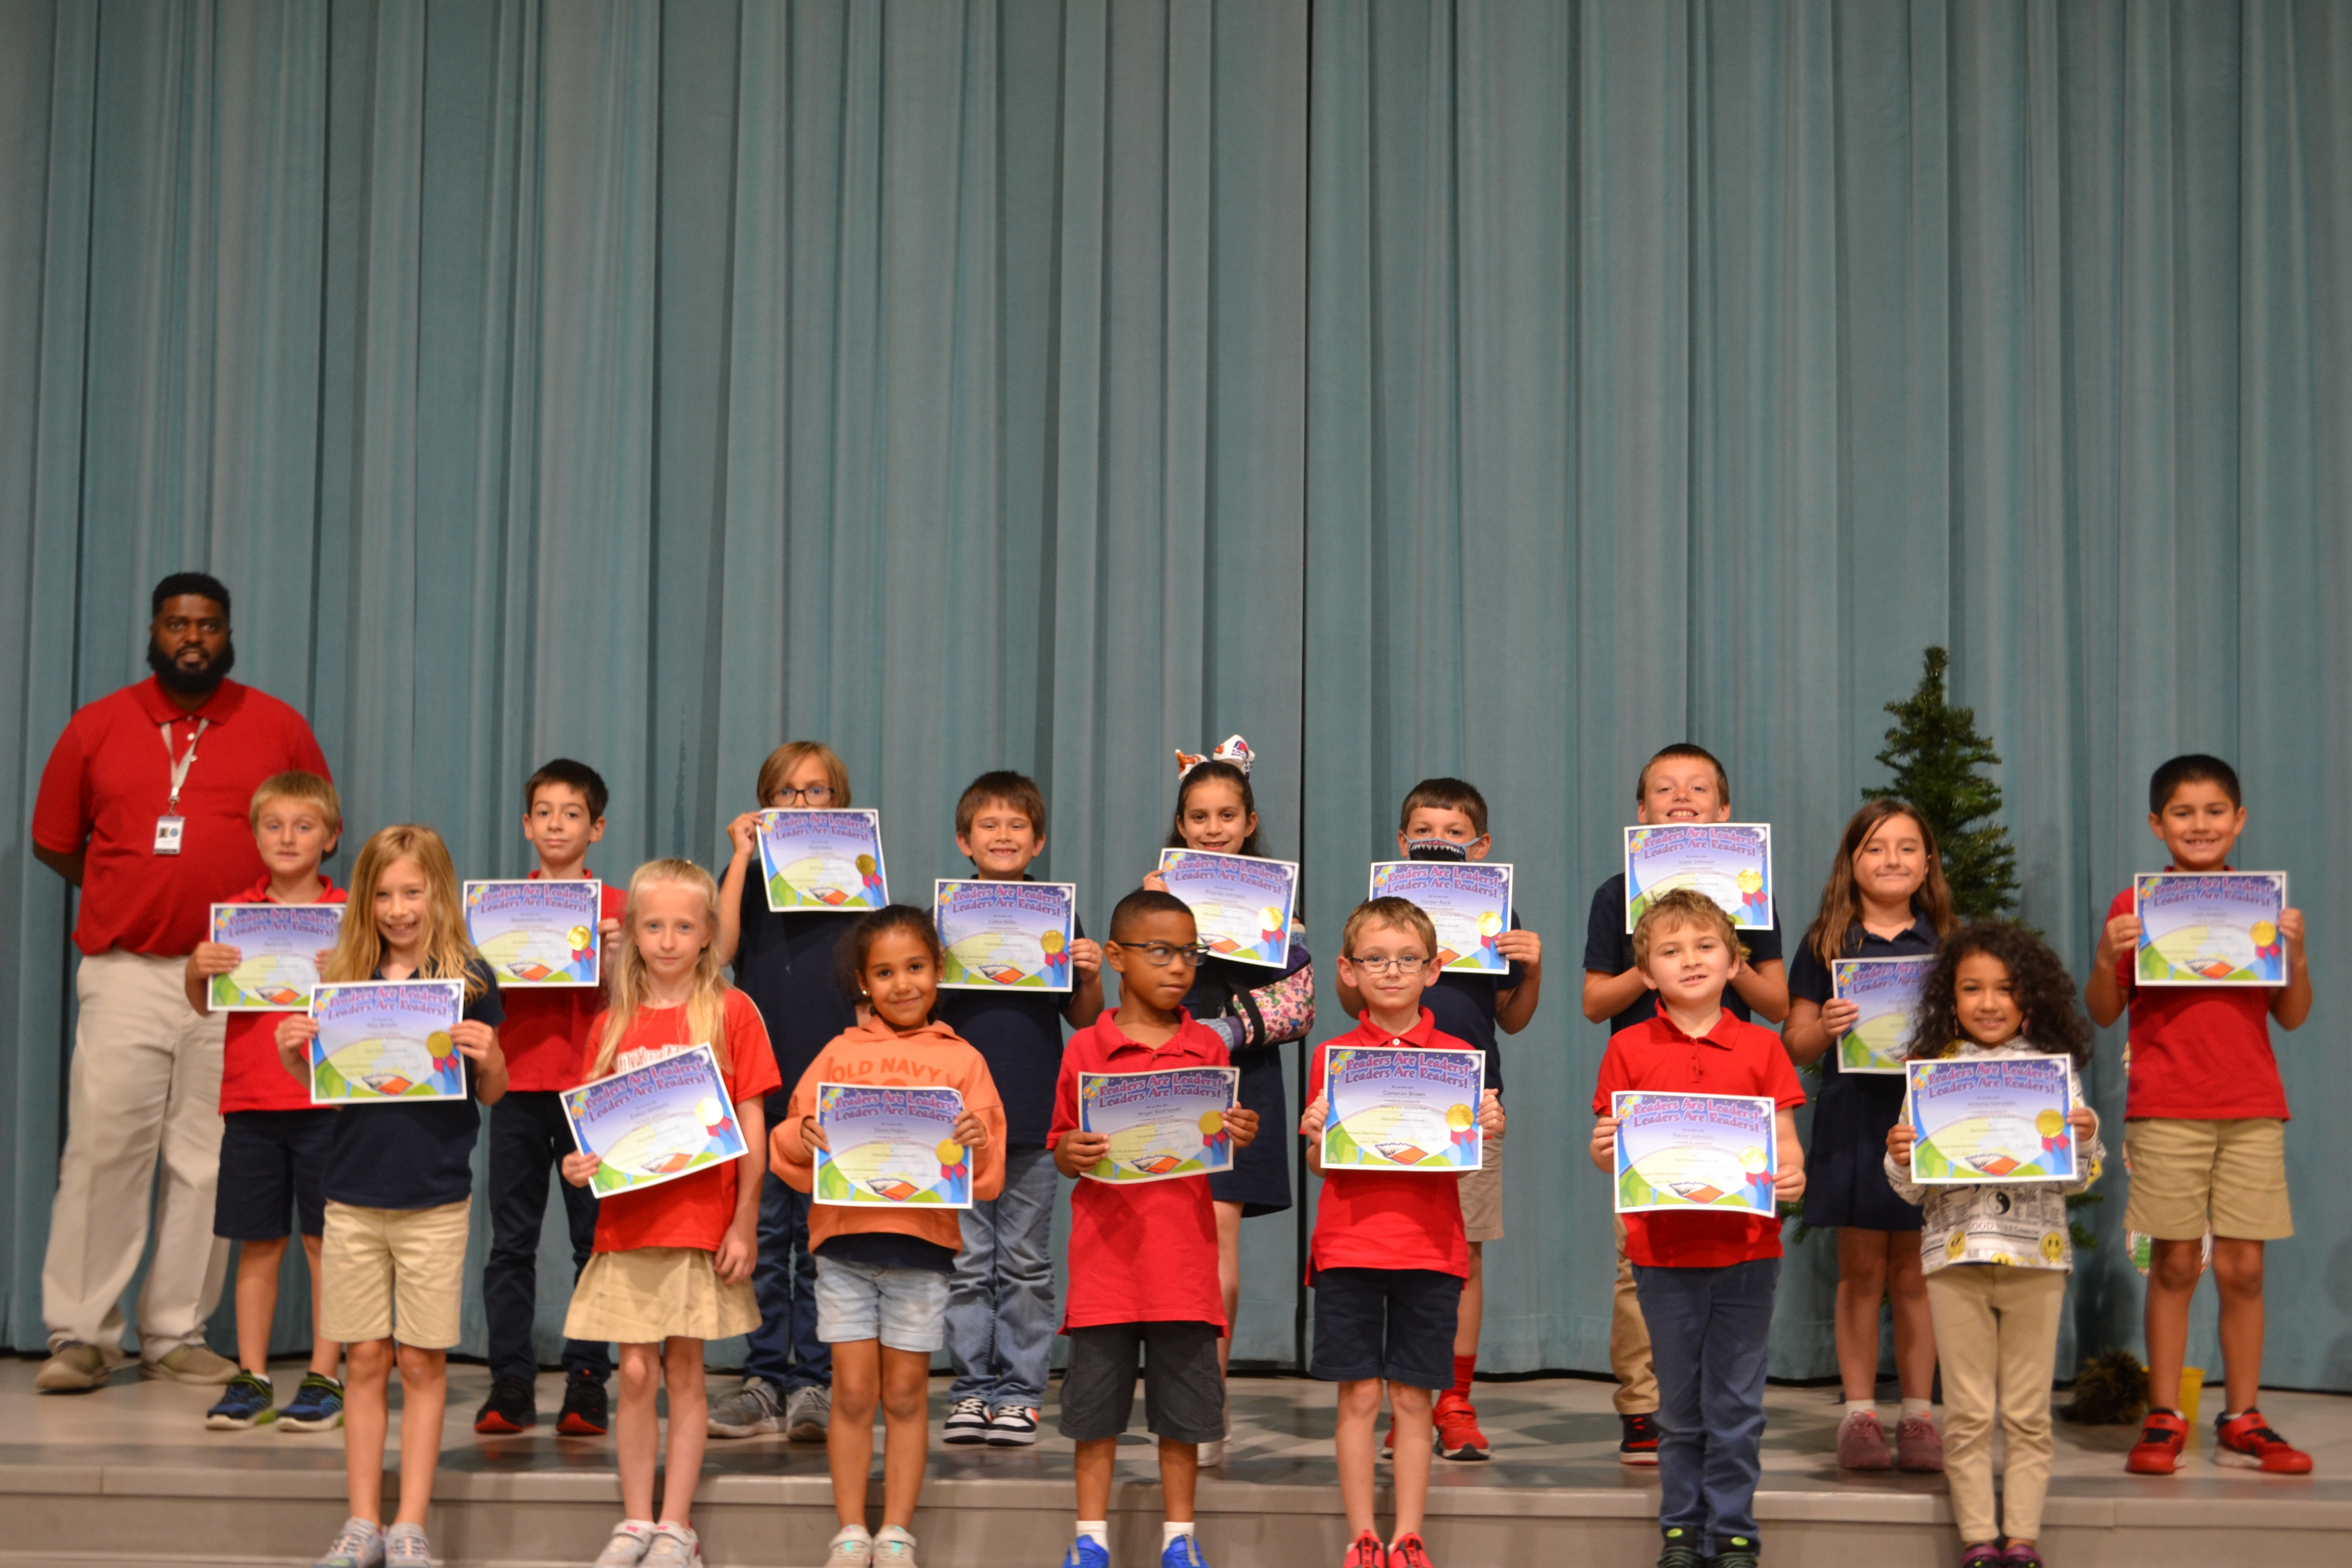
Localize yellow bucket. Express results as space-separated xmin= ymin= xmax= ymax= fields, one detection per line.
xmin=2177 ymin=1366 xmax=2206 ymax=1430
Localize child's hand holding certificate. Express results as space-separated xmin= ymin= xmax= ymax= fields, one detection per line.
xmin=810 ymin=1084 xmax=972 ymax=1208
xmin=206 ymin=903 xmax=343 ymax=1011
xmin=1612 ymin=1091 xmax=1779 ymax=1215
xmin=1904 ymin=1057 xmax=2076 ymax=1184
xmin=935 ymin=878 xmax=1079 ymax=992
xmin=1320 ymin=1045 xmax=1487 ymax=1172
xmin=2132 ymin=871 xmax=2289 ymax=986
xmin=306 ymin=979 xmax=469 ymax=1104
xmin=561 ymin=1044 xmax=748 ymax=1198
xmin=1830 ymin=957 xmax=1936 ymax=1074
xmin=1075 ymin=1067 xmax=1240 ymax=1183
xmin=757 ymin=810 xmax=890 ymax=913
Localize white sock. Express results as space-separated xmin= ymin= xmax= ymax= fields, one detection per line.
xmin=1845 ymin=1400 xmax=1875 ymax=1421
xmin=1163 ymin=1521 xmax=1195 ymax=1549
xmin=875 ymin=1526 xmax=917 ymax=1550
xmin=1077 ymin=1521 xmax=1110 ymax=1548
xmin=1901 ymin=1398 xmax=1933 ymax=1422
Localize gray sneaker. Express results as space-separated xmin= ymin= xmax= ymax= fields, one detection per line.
xmin=706 ymin=1374 xmax=784 ymax=1438
xmin=593 ymin=1522 xmax=657 ymax=1568
xmin=140 ymin=1343 xmax=240 ymax=1385
xmin=639 ymin=1524 xmax=700 ymax=1568
xmin=784 ymin=1383 xmax=832 ymax=1442
xmin=823 ymin=1530 xmax=873 ymax=1567
xmin=35 ymin=1341 xmax=110 ymax=1392
xmin=312 ymin=1518 xmax=386 ymax=1568
xmin=383 ymin=1523 xmax=433 ymax=1568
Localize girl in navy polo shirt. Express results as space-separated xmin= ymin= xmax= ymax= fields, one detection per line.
xmin=1779 ymin=801 xmax=1957 ymax=1473
xmin=275 ymin=825 xmax=506 ymax=1568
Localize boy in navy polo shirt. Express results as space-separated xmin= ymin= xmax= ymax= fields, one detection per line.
xmin=1580 ymin=743 xmax=1788 ymax=1463
xmin=938 ymin=771 xmax=1105 ymax=1447
xmin=1303 ymin=896 xmax=1504 ymax=1568
xmin=1049 ymin=890 xmax=1259 ymax=1568
xmin=1335 ymin=778 xmax=1541 ymax=1462
xmin=475 ymin=760 xmax=628 ymax=1436
xmin=1590 ymin=889 xmax=1806 ymax=1568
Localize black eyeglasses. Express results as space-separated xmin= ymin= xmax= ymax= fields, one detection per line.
xmin=770 ymin=785 xmax=835 ymax=805
xmin=1349 ymin=955 xmax=1429 ymax=975
xmin=1115 ymin=941 xmax=1211 ymax=968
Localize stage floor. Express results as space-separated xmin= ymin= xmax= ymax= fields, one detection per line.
xmin=5 ymin=1358 xmax=2348 ymax=1565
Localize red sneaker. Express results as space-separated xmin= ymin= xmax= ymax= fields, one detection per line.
xmin=2215 ymin=1409 xmax=2314 ymax=1474
xmin=1433 ymin=1391 xmax=1489 ymax=1461
xmin=1385 ymin=1532 xmax=1435 ymax=1568
xmin=2125 ymin=1409 xmax=2188 ymax=1474
xmin=1343 ymin=1530 xmax=1386 ymax=1568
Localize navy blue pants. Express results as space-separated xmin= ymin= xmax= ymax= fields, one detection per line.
xmin=1633 ymin=1257 xmax=1780 ymax=1553
xmin=743 ymin=1169 xmax=830 ymax=1390
xmin=484 ymin=1090 xmax=611 ymax=1382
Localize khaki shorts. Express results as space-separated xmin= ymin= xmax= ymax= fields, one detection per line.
xmin=564 ymin=1247 xmax=758 ymax=1344
xmin=319 ymin=1198 xmax=470 ymax=1347
xmin=2123 ymin=1117 xmax=2292 ymax=1242
xmin=1459 ymin=1140 xmax=1503 ymax=1242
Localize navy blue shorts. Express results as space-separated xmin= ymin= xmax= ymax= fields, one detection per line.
xmin=1309 ymin=1267 xmax=1463 ymax=1389
xmin=213 ymin=1109 xmax=337 ymax=1240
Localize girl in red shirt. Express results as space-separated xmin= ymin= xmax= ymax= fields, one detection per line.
xmin=561 ymin=861 xmax=780 ymax=1568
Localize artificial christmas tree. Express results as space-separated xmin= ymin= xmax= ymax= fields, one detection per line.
xmin=1866 ymin=646 xmax=2021 ymax=920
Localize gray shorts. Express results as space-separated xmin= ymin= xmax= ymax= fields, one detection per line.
xmin=1056 ymin=1320 xmax=1224 ymax=1444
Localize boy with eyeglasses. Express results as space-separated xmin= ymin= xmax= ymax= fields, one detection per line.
xmin=1302 ymin=897 xmax=1505 ymax=1568
xmin=1049 ymin=890 xmax=1261 ymax=1568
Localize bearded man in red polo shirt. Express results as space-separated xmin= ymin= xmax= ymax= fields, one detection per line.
xmin=30 ymin=573 xmax=332 ymax=1392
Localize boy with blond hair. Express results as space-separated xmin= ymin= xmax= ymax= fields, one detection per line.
xmin=1591 ymin=889 xmax=1805 ymax=1568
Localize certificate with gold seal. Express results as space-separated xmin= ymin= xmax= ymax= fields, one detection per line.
xmin=561 ymin=1044 xmax=749 ymax=1198
xmin=1075 ymin=1066 xmax=1240 ymax=1184
xmin=1624 ymin=824 xmax=1774 ymax=932
xmin=1904 ymin=1055 xmax=2076 ymax=1185
xmin=1612 ymin=1091 xmax=1779 ymax=1215
xmin=464 ymin=879 xmax=603 ymax=988
xmin=2133 ymin=871 xmax=2288 ymax=986
xmin=307 ymin=979 xmax=469 ymax=1105
xmin=812 ymin=1084 xmax=970 ymax=1209
xmin=1321 ymin=1044 xmax=1486 ymax=1173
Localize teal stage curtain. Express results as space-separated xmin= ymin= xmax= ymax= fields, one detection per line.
xmin=3 ymin=0 xmax=2346 ymax=1388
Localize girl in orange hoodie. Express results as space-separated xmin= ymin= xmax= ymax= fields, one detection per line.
xmin=772 ymin=905 xmax=1006 ymax=1568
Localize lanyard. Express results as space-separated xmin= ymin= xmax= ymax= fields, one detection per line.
xmin=159 ymin=719 xmax=209 ymax=814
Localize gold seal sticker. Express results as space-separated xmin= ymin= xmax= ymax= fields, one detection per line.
xmin=1446 ymin=1104 xmax=1475 ymax=1131
xmin=567 ymin=925 xmax=593 ymax=950
xmin=2041 ymin=1231 xmax=2066 ymax=1263
xmin=1736 ymin=867 xmax=1763 ymax=895
xmin=934 ymin=1140 xmax=966 ymax=1166
xmin=2251 ymin=920 xmax=2277 ymax=947
xmin=1946 ymin=1231 xmax=1968 ymax=1261
xmin=1040 ymin=928 xmax=1066 ymax=955
xmin=426 ymin=1032 xmax=454 ymax=1058
xmin=2035 ymin=1108 xmax=2064 ymax=1139
xmin=1198 ymin=1109 xmax=1226 ymax=1136
xmin=1738 ymin=1145 xmax=1768 ymax=1173
xmin=696 ymin=1096 xmax=722 ymax=1127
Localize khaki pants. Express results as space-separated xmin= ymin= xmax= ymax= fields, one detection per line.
xmin=42 ymin=949 xmax=229 ymax=1362
xmin=1611 ymin=1215 xmax=1657 ymax=1414
xmin=1924 ymin=1264 xmax=2068 ymax=1544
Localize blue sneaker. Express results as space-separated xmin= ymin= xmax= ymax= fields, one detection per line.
xmin=1060 ymin=1537 xmax=1110 ymax=1568
xmin=205 ymin=1371 xmax=276 ymax=1430
xmin=1161 ymin=1533 xmax=1210 ymax=1567
xmin=280 ymin=1373 xmax=345 ymax=1432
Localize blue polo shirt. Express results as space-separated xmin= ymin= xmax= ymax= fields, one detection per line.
xmin=1419 ymin=911 xmax=1524 ymax=1094
xmin=732 ymin=873 xmax=861 ymax=1098
xmin=1582 ymin=872 xmax=1783 ymax=1032
xmin=322 ymin=957 xmax=504 ymax=1211
xmin=937 ymin=905 xmax=1086 ymax=1148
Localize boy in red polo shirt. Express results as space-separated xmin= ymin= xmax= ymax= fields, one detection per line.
xmin=1049 ymin=890 xmax=1261 ymax=1568
xmin=1301 ymin=896 xmax=1504 ymax=1568
xmin=184 ymin=771 xmax=349 ymax=1432
xmin=475 ymin=760 xmax=629 ymax=1436
xmin=1590 ymin=889 xmax=1805 ymax=1568
xmin=2087 ymin=755 xmax=2314 ymax=1476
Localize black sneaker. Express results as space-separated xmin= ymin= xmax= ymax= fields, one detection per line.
xmin=1657 ymin=1528 xmax=1705 ymax=1568
xmin=556 ymin=1368 xmax=608 ymax=1436
xmin=473 ymin=1373 xmax=538 ymax=1434
xmin=1620 ymin=1410 xmax=1661 ymax=1466
xmin=1708 ymin=1535 xmax=1761 ymax=1568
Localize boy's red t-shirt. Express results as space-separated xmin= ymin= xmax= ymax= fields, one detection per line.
xmin=1592 ymin=1011 xmax=1805 ymax=1268
xmin=500 ymin=872 xmax=630 ymax=1091
xmin=582 ymin=989 xmax=781 ymax=1254
xmin=1047 ymin=1011 xmax=1229 ymax=1332
xmin=2104 ymin=885 xmax=2288 ymax=1121
xmin=217 ymin=876 xmax=347 ymax=1114
xmin=1305 ymin=1011 xmax=1473 ymax=1282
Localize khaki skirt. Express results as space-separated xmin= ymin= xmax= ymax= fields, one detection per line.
xmin=564 ymin=1247 xmax=758 ymax=1343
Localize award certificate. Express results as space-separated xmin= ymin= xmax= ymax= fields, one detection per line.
xmin=1075 ymin=1066 xmax=1240 ymax=1184
xmin=935 ymin=879 xmax=1079 ymax=992
xmin=464 ymin=879 xmax=603 ymax=988
xmin=1624 ymin=824 xmax=1774 ymax=932
xmin=1905 ymin=1056 xmax=2076 ymax=1185
xmin=1367 ymin=862 xmax=1512 ymax=975
xmin=813 ymin=1084 xmax=970 ymax=1209
xmin=207 ymin=903 xmax=343 ymax=1012
xmin=308 ymin=979 xmax=468 ymax=1105
xmin=2133 ymin=871 xmax=2289 ymax=987
xmin=1612 ymin=1091 xmax=1779 ymax=1216
xmin=562 ymin=1044 xmax=748 ymax=1198
xmin=1831 ymin=956 xmax=1938 ymax=1075
xmin=1320 ymin=1045 xmax=1486 ymax=1172
xmin=1155 ymin=848 xmax=1298 ymax=969
xmin=758 ymin=810 xmax=890 ymax=913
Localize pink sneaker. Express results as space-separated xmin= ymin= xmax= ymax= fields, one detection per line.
xmin=1896 ymin=1414 xmax=1945 ymax=1472
xmin=1835 ymin=1409 xmax=1893 ymax=1469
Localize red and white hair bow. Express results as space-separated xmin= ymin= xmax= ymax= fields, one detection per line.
xmin=1174 ymin=733 xmax=1254 ymax=779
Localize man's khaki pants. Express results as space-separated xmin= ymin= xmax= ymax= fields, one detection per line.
xmin=42 ymin=949 xmax=229 ymax=1363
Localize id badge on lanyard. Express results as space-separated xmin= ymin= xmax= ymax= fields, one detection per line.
xmin=156 ymin=719 xmax=207 ymax=856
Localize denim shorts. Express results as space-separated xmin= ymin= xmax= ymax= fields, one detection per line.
xmin=814 ymin=1253 xmax=950 ymax=1352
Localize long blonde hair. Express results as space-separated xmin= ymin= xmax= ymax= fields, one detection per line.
xmin=587 ymin=859 xmax=731 ymax=1079
xmin=325 ymin=825 xmax=484 ymax=996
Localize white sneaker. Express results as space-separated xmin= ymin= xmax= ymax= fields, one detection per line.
xmin=824 ymin=1528 xmax=874 ymax=1566
xmin=638 ymin=1524 xmax=700 ymax=1568
xmin=985 ymin=1404 xmax=1040 ymax=1447
xmin=592 ymin=1521 xmax=657 ymax=1568
xmin=871 ymin=1528 xmax=918 ymax=1566
xmin=942 ymin=1395 xmax=992 ymax=1444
